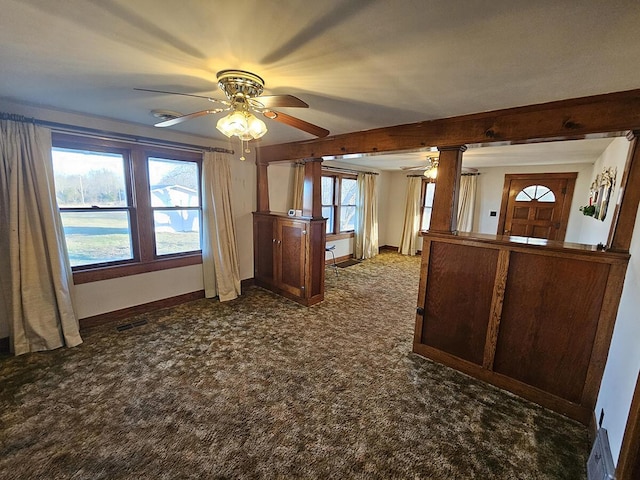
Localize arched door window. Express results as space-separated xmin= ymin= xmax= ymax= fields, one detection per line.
xmin=515 ymin=185 xmax=556 ymax=203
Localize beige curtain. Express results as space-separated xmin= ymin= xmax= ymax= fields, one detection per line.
xmin=398 ymin=176 xmax=422 ymax=255
xmin=201 ymin=152 xmax=241 ymax=301
xmin=291 ymin=163 xmax=304 ymax=210
xmin=355 ymin=173 xmax=379 ymax=259
xmin=457 ymin=174 xmax=477 ymax=232
xmin=0 ymin=118 xmax=82 ymax=355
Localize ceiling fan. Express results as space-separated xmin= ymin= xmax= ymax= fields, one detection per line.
xmin=135 ymin=70 xmax=330 ymax=146
xmin=401 ymin=156 xmax=478 ymax=179
xmin=401 ymin=156 xmax=440 ymax=178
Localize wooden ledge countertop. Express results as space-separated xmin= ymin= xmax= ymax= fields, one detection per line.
xmin=421 ymin=231 xmax=630 ymax=262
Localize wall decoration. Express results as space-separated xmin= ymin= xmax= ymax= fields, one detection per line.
xmin=582 ymin=167 xmax=617 ymax=221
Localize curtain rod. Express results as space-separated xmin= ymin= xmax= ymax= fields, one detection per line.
xmin=406 ymin=172 xmax=481 ymax=177
xmin=0 ymin=111 xmax=234 ymax=155
xmin=322 ymin=166 xmax=379 ymax=175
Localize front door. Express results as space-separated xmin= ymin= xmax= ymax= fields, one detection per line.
xmin=497 ymin=173 xmax=577 ymax=241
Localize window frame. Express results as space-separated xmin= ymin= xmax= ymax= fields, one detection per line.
xmin=321 ymin=171 xmax=358 ymax=237
xmin=52 ymin=133 xmax=203 ymax=284
xmin=420 ymin=178 xmax=437 ymax=232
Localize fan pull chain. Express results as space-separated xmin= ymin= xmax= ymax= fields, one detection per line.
xmin=239 ymin=139 xmax=250 ymax=161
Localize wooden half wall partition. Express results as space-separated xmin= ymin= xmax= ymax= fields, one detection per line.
xmin=413 ymin=233 xmax=629 ymax=424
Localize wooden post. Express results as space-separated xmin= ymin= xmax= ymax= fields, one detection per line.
xmin=429 ymin=146 xmax=466 ymax=233
xmin=302 ymin=158 xmax=323 ymax=218
xmin=607 ymin=132 xmax=640 ymax=252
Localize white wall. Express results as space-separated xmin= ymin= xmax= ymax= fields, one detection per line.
xmin=574 ymin=137 xmax=630 ymax=246
xmin=593 ymin=137 xmax=639 ymax=466
xmin=0 ymin=99 xmax=256 ymax=325
xmin=267 ymin=163 xmax=295 ymax=214
xmin=596 ymin=205 xmax=640 ymax=465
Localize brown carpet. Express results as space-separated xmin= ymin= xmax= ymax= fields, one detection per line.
xmin=0 ymin=251 xmax=589 ymax=479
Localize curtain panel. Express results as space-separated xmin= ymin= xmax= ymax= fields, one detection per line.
xmin=398 ymin=176 xmax=422 ymax=256
xmin=0 ymin=119 xmax=82 ymax=355
xmin=355 ymin=173 xmax=379 ymax=260
xmin=291 ymin=163 xmax=305 ymax=211
xmin=457 ymin=174 xmax=477 ymax=232
xmin=201 ymin=152 xmax=241 ymax=301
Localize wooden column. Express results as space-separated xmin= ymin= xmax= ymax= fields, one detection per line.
xmin=302 ymin=158 xmax=323 ymax=218
xmin=429 ymin=146 xmax=466 ymax=233
xmin=607 ymin=132 xmax=640 ymax=252
xmin=256 ymin=162 xmax=270 ymax=213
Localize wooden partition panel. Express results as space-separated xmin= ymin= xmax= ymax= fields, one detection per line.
xmin=414 ymin=233 xmax=629 ymax=424
xmin=421 ymin=242 xmax=498 ymax=365
xmin=494 ymin=253 xmax=610 ymax=403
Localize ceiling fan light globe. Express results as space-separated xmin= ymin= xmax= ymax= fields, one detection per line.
xmin=216 ymin=111 xmax=248 ymax=137
xmin=247 ymin=115 xmax=267 ymax=139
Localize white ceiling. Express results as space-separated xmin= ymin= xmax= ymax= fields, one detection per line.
xmin=1 ymin=0 xmax=639 ymax=164
xmin=323 ymin=137 xmax=616 ymax=171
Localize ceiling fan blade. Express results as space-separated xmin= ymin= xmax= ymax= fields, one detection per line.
xmin=154 ymin=109 xmax=223 ymax=127
xmin=255 ymin=95 xmax=309 ymax=108
xmin=134 ymin=88 xmax=226 ymax=105
xmin=263 ymin=110 xmax=329 ymax=138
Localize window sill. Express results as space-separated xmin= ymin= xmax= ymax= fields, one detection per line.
xmin=327 ymin=232 xmax=355 ymax=241
xmin=72 ymin=253 xmax=202 ymax=284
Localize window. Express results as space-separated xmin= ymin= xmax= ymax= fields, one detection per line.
xmin=148 ymin=157 xmax=201 ymax=256
xmin=321 ymin=172 xmax=358 ymax=235
xmin=515 ymin=184 xmax=556 ymax=203
xmin=52 ymin=147 xmax=134 ymax=267
xmin=340 ymin=178 xmax=357 ymax=232
xmin=51 ymin=133 xmax=202 ymax=282
xmin=420 ymin=179 xmax=436 ymax=231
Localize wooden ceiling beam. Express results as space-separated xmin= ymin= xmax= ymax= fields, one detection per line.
xmin=258 ymin=89 xmax=640 ymax=163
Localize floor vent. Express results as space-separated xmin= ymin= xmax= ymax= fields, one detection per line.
xmin=587 ymin=428 xmax=615 ymax=480
xmin=116 ymin=319 xmax=148 ymax=332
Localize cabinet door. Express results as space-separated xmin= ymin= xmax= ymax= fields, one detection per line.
xmin=254 ymin=215 xmax=275 ymax=285
xmin=276 ymin=218 xmax=307 ymax=298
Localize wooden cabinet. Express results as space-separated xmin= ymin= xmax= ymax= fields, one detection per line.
xmin=253 ymin=212 xmax=326 ymax=306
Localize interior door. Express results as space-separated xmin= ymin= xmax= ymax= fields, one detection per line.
xmin=497 ymin=173 xmax=577 ymax=241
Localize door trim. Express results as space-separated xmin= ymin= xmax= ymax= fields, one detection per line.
xmin=617 ymin=371 xmax=640 ymax=479
xmin=497 ymin=172 xmax=578 ymax=240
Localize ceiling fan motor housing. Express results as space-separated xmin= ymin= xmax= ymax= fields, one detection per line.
xmin=217 ymin=70 xmax=265 ymax=101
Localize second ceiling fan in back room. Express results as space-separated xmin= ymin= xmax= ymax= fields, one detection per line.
xmin=136 ymin=69 xmax=330 ymax=159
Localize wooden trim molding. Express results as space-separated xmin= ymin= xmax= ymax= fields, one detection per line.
xmin=325 ymin=254 xmax=353 ymax=266
xmin=73 ymin=254 xmax=202 ymax=284
xmin=482 ymin=249 xmax=510 ymax=370
xmin=617 ymin=371 xmax=640 ymax=480
xmin=79 ymin=290 xmax=206 ymax=329
xmin=79 ymin=278 xmax=254 ymax=329
xmin=258 ymin=89 xmax=640 ymax=163
xmin=608 ymin=133 xmax=640 ymax=252
xmin=326 ymin=231 xmax=354 ymax=241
